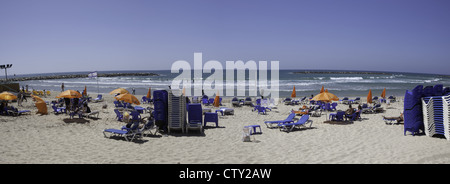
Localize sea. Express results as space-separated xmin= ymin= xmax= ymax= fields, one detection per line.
xmin=11 ymin=70 xmax=450 ymax=98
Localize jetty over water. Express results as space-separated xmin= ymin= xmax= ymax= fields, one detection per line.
xmin=0 ymin=72 xmax=159 ymax=82
xmin=293 ymin=71 xmax=391 ymax=75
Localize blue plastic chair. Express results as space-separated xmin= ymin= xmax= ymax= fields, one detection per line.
xmin=114 ymin=109 xmax=123 ymax=121
xmin=187 ymin=103 xmax=203 ymax=133
xmin=330 ymin=111 xmax=345 ymax=121
xmin=204 ymin=112 xmax=219 ymax=127
xmin=257 ymin=106 xmax=267 ymax=115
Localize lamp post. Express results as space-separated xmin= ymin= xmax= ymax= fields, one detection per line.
xmin=0 ymin=64 xmax=13 ymax=81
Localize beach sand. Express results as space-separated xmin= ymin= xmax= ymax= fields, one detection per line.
xmin=1 ymin=91 xmax=450 ymax=164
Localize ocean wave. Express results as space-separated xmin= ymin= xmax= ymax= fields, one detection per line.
xmin=330 ymin=77 xmax=363 ymax=80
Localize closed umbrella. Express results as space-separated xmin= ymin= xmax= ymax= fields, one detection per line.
xmin=381 ymin=88 xmax=386 ymax=99
xmin=291 ymin=86 xmax=296 ymax=98
xmin=146 ymin=87 xmax=151 ymax=99
xmin=115 ymin=93 xmax=140 ymax=105
xmin=213 ymin=91 xmax=220 ymax=107
xmin=367 ymin=90 xmax=373 ymax=104
xmin=56 ymin=90 xmax=82 ymax=98
xmin=82 ymin=86 xmax=87 ymax=96
xmin=0 ymin=92 xmax=17 ymax=101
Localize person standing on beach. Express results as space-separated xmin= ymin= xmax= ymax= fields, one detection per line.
xmin=61 ymin=83 xmax=65 ymax=92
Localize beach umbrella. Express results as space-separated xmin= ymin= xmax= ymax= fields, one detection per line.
xmin=146 ymin=87 xmax=151 ymax=99
xmin=82 ymin=85 xmax=87 ymax=96
xmin=56 ymin=90 xmax=82 ymax=98
xmin=35 ymin=101 xmax=48 ymax=115
xmin=291 ymin=86 xmax=296 ymax=98
xmin=320 ymin=85 xmax=325 ymax=93
xmin=312 ymin=90 xmax=339 ymax=102
xmin=324 ymin=89 xmax=339 ymax=101
xmin=31 ymin=94 xmax=45 ymax=103
xmin=0 ymin=91 xmax=17 ymax=101
xmin=213 ymin=91 xmax=220 ymax=107
xmin=381 ymin=88 xmax=386 ymax=99
xmin=109 ymin=88 xmax=129 ymax=95
xmin=367 ymin=90 xmax=373 ymax=104
xmin=114 ymin=93 xmax=140 ymax=105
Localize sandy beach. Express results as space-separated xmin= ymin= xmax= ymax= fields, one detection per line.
xmin=1 ymin=91 xmax=450 ymax=164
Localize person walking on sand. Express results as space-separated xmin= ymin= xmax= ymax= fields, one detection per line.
xmin=61 ymin=83 xmax=65 ymax=92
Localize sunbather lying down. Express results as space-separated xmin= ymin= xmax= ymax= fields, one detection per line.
xmin=383 ymin=113 xmax=404 ymax=123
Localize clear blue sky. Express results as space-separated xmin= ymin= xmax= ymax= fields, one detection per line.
xmin=1 ymin=0 xmax=450 ymax=75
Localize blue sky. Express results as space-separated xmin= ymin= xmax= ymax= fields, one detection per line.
xmin=1 ymin=0 xmax=450 ymax=75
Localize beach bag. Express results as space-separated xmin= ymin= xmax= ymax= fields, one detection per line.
xmin=242 ymin=127 xmax=253 ymax=142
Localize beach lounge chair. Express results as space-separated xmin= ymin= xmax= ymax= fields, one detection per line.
xmin=215 ymin=107 xmax=234 ymax=116
xmin=278 ymin=115 xmax=313 ymax=133
xmin=103 ymin=121 xmax=141 ymax=142
xmin=93 ymin=94 xmax=103 ymax=102
xmin=6 ymin=106 xmax=31 ymax=116
xmin=231 ymin=97 xmax=240 ymax=107
xmin=52 ymin=105 xmax=66 ymax=114
xmin=139 ymin=118 xmax=155 ymax=136
xmin=264 ymin=113 xmax=296 ymax=128
xmin=341 ymin=97 xmax=349 ymax=104
xmin=244 ymin=97 xmax=252 ymax=106
xmin=186 ymin=103 xmax=203 ymax=133
xmin=383 ymin=114 xmax=403 ymax=125
xmin=283 ymin=97 xmax=292 ymax=105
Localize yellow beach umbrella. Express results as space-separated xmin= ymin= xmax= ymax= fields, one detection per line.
xmin=291 ymin=86 xmax=296 ymax=98
xmin=324 ymin=89 xmax=339 ymax=101
xmin=0 ymin=92 xmax=17 ymax=101
xmin=367 ymin=90 xmax=373 ymax=104
xmin=114 ymin=93 xmax=140 ymax=105
xmin=31 ymin=94 xmax=45 ymax=103
xmin=56 ymin=90 xmax=82 ymax=98
xmin=109 ymin=88 xmax=129 ymax=95
xmin=320 ymin=85 xmax=325 ymax=93
xmin=312 ymin=89 xmax=339 ymax=102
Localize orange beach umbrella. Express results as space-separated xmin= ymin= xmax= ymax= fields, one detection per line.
xmin=109 ymin=88 xmax=129 ymax=95
xmin=56 ymin=90 xmax=82 ymax=98
xmin=291 ymin=86 xmax=296 ymax=98
xmin=312 ymin=89 xmax=339 ymax=102
xmin=213 ymin=91 xmax=220 ymax=107
xmin=31 ymin=94 xmax=45 ymax=103
xmin=381 ymin=88 xmax=386 ymax=99
xmin=146 ymin=87 xmax=152 ymax=99
xmin=115 ymin=93 xmax=140 ymax=105
xmin=367 ymin=90 xmax=373 ymax=104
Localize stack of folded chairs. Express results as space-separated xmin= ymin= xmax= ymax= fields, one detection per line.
xmin=405 ymin=84 xmax=450 ymax=140
xmin=168 ymin=90 xmax=186 ymax=134
xmin=421 ymin=85 xmax=450 ymax=140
